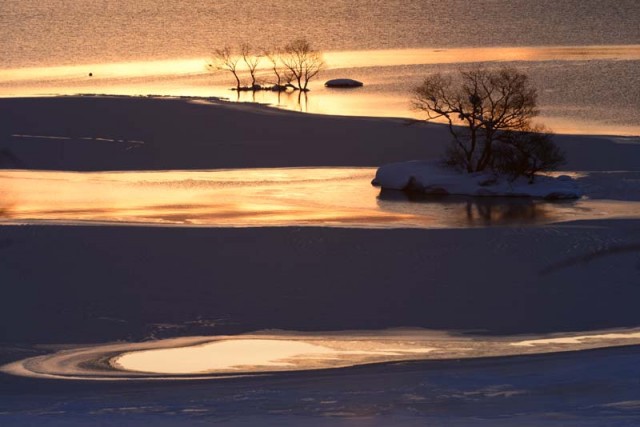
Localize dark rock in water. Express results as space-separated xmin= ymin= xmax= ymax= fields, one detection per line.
xmin=325 ymin=79 xmax=364 ymax=88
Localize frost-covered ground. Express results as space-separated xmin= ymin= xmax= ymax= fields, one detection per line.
xmin=1 ymin=96 xmax=640 ymax=426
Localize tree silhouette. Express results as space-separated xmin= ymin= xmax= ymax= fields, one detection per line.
xmin=413 ymin=67 xmax=565 ymax=180
xmin=209 ymin=46 xmax=242 ymax=91
xmin=264 ymin=47 xmax=288 ymax=89
xmin=281 ymin=38 xmax=324 ymax=91
xmin=240 ymin=43 xmax=261 ymax=88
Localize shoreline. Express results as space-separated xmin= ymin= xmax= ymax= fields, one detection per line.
xmin=1 ymin=95 xmax=639 ymax=229
xmin=1 ymin=96 xmax=639 ymax=173
xmin=2 ymin=93 xmax=640 ymax=138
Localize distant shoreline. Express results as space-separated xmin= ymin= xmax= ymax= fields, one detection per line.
xmin=1 ymin=95 xmax=639 ymax=174
xmin=2 ymin=45 xmax=639 ymax=137
xmin=1 ymin=94 xmax=639 ymax=139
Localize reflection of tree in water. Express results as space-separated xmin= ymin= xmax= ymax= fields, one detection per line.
xmin=464 ymin=198 xmax=544 ymax=226
xmin=297 ymin=91 xmax=308 ymax=112
xmin=234 ymin=89 xmax=308 ymax=112
xmin=377 ymin=189 xmax=569 ymax=227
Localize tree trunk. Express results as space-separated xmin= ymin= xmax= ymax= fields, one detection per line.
xmin=468 ymin=126 xmax=477 ymax=172
xmin=232 ymin=71 xmax=241 ymax=90
xmin=477 ymin=129 xmax=495 ymax=171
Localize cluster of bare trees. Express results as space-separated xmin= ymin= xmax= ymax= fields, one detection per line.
xmin=413 ymin=67 xmax=565 ymax=182
xmin=208 ymin=38 xmax=324 ymax=93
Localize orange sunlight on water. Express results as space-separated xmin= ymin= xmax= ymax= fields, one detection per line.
xmin=0 ymin=168 xmax=401 ymax=227
xmin=2 ymin=45 xmax=638 ymax=84
xmin=110 ymin=330 xmax=640 ymax=375
xmin=7 ymin=329 xmax=640 ymax=380
xmin=2 ymin=45 xmax=638 ymax=136
xmin=324 ymin=45 xmax=640 ymax=69
xmin=1 ymin=168 xmax=639 ymax=229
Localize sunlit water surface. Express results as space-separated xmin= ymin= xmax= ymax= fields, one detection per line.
xmin=1 ymin=46 xmax=639 ymax=136
xmin=0 ymin=168 xmax=638 ymax=228
xmin=5 ymin=328 xmax=640 ymax=380
xmin=3 ymin=1 xmax=638 ymax=67
xmin=1 ymin=0 xmax=639 ymax=136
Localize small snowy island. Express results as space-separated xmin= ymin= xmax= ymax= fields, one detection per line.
xmin=380 ymin=67 xmax=583 ymax=200
xmin=372 ymin=161 xmax=582 ymax=200
xmin=325 ymin=78 xmax=364 ymax=88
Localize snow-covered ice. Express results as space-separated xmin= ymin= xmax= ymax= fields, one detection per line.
xmin=373 ymin=161 xmax=583 ymax=199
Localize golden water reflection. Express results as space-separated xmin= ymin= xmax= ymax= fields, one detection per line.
xmin=325 ymin=45 xmax=640 ymax=69
xmin=111 ymin=329 xmax=640 ymax=376
xmin=1 ymin=45 xmax=639 ymax=136
xmin=2 ymin=45 xmax=638 ymax=85
xmin=112 ymin=338 xmax=434 ymax=375
xmin=6 ymin=328 xmax=640 ymax=379
xmin=0 ymin=168 xmax=639 ymax=228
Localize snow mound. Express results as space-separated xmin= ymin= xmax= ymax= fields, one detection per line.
xmin=372 ymin=161 xmax=582 ymax=200
xmin=324 ymin=78 xmax=364 ymax=88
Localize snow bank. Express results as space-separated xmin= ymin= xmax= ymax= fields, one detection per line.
xmin=373 ymin=161 xmax=582 ymax=200
xmin=325 ymin=78 xmax=364 ymax=88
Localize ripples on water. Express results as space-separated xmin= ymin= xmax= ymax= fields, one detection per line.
xmin=2 ymin=0 xmax=639 ymax=67
xmin=1 ymin=1 xmax=639 ymax=135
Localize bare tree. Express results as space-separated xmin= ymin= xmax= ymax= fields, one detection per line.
xmin=413 ymin=67 xmax=564 ymax=179
xmin=208 ymin=46 xmax=242 ymax=90
xmin=264 ymin=48 xmax=287 ymax=89
xmin=240 ymin=43 xmax=262 ymax=88
xmin=493 ymin=125 xmax=565 ymax=183
xmin=281 ymin=38 xmax=324 ymax=91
